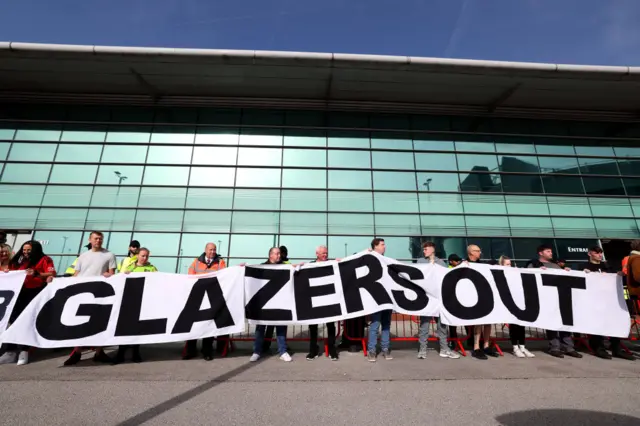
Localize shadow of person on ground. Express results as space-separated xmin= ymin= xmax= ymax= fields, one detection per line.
xmin=496 ymin=409 xmax=640 ymax=426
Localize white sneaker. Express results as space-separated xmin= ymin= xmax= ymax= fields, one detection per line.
xmin=279 ymin=352 xmax=292 ymax=362
xmin=439 ymin=348 xmax=461 ymax=359
xmin=17 ymin=351 xmax=29 ymax=366
xmin=0 ymin=352 xmax=17 ymax=365
xmin=520 ymin=345 xmax=535 ymax=358
xmin=249 ymin=353 xmax=261 ymax=362
xmin=513 ymin=346 xmax=525 ymax=358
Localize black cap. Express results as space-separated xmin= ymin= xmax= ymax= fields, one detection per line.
xmin=129 ymin=240 xmax=140 ymax=248
xmin=448 ymin=253 xmax=462 ymax=262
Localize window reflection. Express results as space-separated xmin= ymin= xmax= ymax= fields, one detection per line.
xmin=328 ymin=213 xmax=374 ymax=235
xmin=231 ymin=211 xmax=279 ymax=233
xmin=182 ymin=211 xmax=231 ymax=233
xmin=90 ymin=186 xmax=140 ymax=208
xmin=55 ymin=144 xmax=102 ymax=163
xmin=150 ymin=126 xmax=195 ymax=144
xmin=32 ymin=231 xmax=83 ymax=256
xmin=146 ymin=146 xmax=193 ymax=164
xmin=416 ymin=172 xmax=460 ymax=192
xmin=328 ymin=191 xmax=372 ymax=212
xmin=371 ymin=151 xmax=414 ymax=170
xmin=105 ymin=125 xmax=151 ymax=143
xmin=185 ymin=188 xmax=233 ymax=209
xmin=180 ymin=233 xmax=230 ymax=258
xmin=85 ymin=209 xmax=136 ymax=231
xmin=134 ymin=210 xmax=182 ymax=232
xmin=236 ymin=168 xmax=280 ymax=187
xmin=283 ymin=148 xmax=326 ymax=167
xmin=42 ymin=185 xmax=94 ymax=207
xmin=0 ymin=207 xmax=39 ymax=228
xmin=373 ymin=192 xmax=419 ymax=213
xmin=282 ymin=169 xmax=326 ymax=188
xmin=36 ymin=208 xmax=87 ymax=230
xmin=229 ymin=234 xmax=277 ymax=259
xmin=281 ymin=190 xmax=327 ymax=211
xmin=143 ymin=166 xmax=190 ymax=186
xmin=237 ymin=147 xmax=282 ymax=166
xmin=328 ymin=235 xmax=372 ymax=258
xmin=0 ymin=184 xmax=45 ymax=206
xmin=101 ymin=145 xmax=148 ymax=164
xmin=189 ymin=167 xmax=235 ymax=187
xmin=8 ymin=143 xmax=57 ymax=162
xmin=373 ymin=171 xmax=416 ymax=191
xmin=278 ymin=235 xmax=325 ymax=261
xmin=131 ymin=233 xmax=181 ymax=257
xmin=138 ymin=187 xmax=187 ymax=208
xmin=96 ymin=165 xmax=144 ymax=185
xmin=1 ymin=163 xmax=51 ymax=183
xmin=233 ymin=189 xmax=280 ymax=211
xmin=414 ymin=153 xmax=457 ymax=171
xmin=49 ymin=165 xmax=98 ymax=184
xmin=280 ymin=213 xmax=327 ymax=234
xmin=374 ymin=214 xmax=420 ymax=235
xmin=192 ymin=147 xmax=238 ymax=165
xmin=328 ymin=149 xmax=371 ymax=168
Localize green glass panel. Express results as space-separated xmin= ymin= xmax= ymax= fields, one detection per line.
xmin=55 ymin=144 xmax=102 ymax=163
xmin=146 ymin=146 xmax=193 ymax=164
xmin=235 ymin=168 xmax=280 ymax=187
xmin=49 ymin=165 xmax=98 ymax=184
xmin=328 ymin=213 xmax=374 ymax=235
xmin=233 ymin=189 xmax=280 ymax=210
xmin=185 ymin=188 xmax=233 ymax=210
xmin=237 ymin=147 xmax=282 ymax=166
xmin=181 ymin=210 xmax=231 ymax=233
xmin=280 ymin=212 xmax=327 ymax=234
xmin=373 ymin=171 xmax=416 ymax=191
xmin=281 ymin=190 xmax=326 ymax=211
xmin=1 ymin=163 xmax=51 ymax=183
xmin=231 ymin=211 xmax=279 ymax=233
xmin=8 ymin=143 xmax=57 ymax=162
xmin=189 ymin=167 xmax=235 ymax=187
xmin=328 ymin=191 xmax=373 ymax=212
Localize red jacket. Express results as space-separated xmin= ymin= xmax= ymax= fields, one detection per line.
xmin=188 ymin=254 xmax=226 ymax=275
xmin=12 ymin=256 xmax=56 ymax=288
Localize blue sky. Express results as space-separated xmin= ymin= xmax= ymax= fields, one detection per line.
xmin=1 ymin=0 xmax=639 ymax=65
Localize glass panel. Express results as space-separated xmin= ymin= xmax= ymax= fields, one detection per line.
xmin=90 ymin=186 xmax=140 ymax=208
xmin=418 ymin=193 xmax=463 ymax=214
xmin=42 ymin=185 xmax=93 ymax=207
xmin=535 ymin=145 xmax=575 ymax=155
xmin=582 ymin=177 xmax=626 ymax=196
xmin=91 ymin=232 xmax=134 ymax=256
xmin=459 ymin=172 xmax=502 ymax=192
xmin=147 ymin=257 xmax=178 ymax=273
xmin=617 ymin=159 xmax=640 ymax=176
xmin=554 ymin=238 xmax=600 ymax=261
xmin=589 ymin=197 xmax=633 ymax=217
xmin=150 ymin=126 xmax=195 ymax=144
xmin=32 ymin=231 xmax=83 ymax=256
xmin=416 ymin=172 xmax=460 ymax=192
xmin=36 ymin=208 xmax=87 ymax=229
xmin=130 ymin=233 xmax=181 ymax=257
xmin=623 ymin=178 xmax=640 ymax=196
xmin=96 ymin=165 xmax=144 ymax=185
xmin=328 ymin=236 xmax=374 ymax=258
xmin=631 ymin=199 xmax=640 ymax=217
xmin=328 ymin=213 xmax=374 ymax=235
xmin=465 ymin=237 xmax=514 ymax=260
xmin=457 ymin=154 xmax=499 ymax=172
xmin=541 ymin=176 xmax=584 ymax=195
xmin=538 ymin=156 xmax=580 ymax=174
xmin=505 ymin=195 xmax=550 ymax=215
xmin=414 ymin=153 xmax=457 ymax=171
xmin=508 ymin=216 xmax=553 ymax=237
xmin=105 ymin=125 xmax=152 ymax=143
xmin=8 ymin=143 xmax=57 ymax=162
xmin=284 ymin=130 xmax=326 ymax=147
xmin=189 ymin=167 xmax=235 ymax=187
xmin=552 ymin=217 xmax=597 ymax=238
xmin=578 ymin=157 xmax=619 ymax=175
xmin=574 ymin=146 xmax=615 ymax=156
xmin=328 ymin=191 xmax=373 ymax=212
xmin=327 ymin=149 xmax=371 ymax=169
xmin=230 ymin=234 xmax=277 ymax=259
xmin=414 ymin=237 xmax=466 ymax=261
xmin=85 ymin=209 xmax=136 ymax=231
xmin=373 ymin=192 xmax=419 ymax=213
xmin=143 ymin=166 xmax=190 ymax=186
xmin=0 ymin=184 xmax=45 ymax=206
xmin=191 ymin=146 xmax=237 ymax=165
xmin=146 ymin=146 xmax=193 ymax=164
xmin=101 ymin=145 xmax=148 ymax=164
xmin=280 ymin=212 xmax=327 ymax=234
xmin=282 ymin=148 xmax=326 ymax=167
xmin=185 ymin=188 xmax=234 ymax=209
xmin=375 ymin=214 xmax=420 ymax=235
xmin=413 ymin=140 xmax=455 ymax=151
xmin=14 ymin=128 xmax=61 ymax=141
xmin=0 ymin=128 xmax=15 ymax=141
xmin=512 ymin=238 xmax=556 ymax=260
xmin=55 ymin=144 xmax=102 ymax=163
xmin=50 ymin=255 xmax=78 ymax=274
xmin=282 ymin=169 xmax=326 ymax=189
xmin=614 ymin=147 xmax=640 ymax=157
xmin=371 ymin=151 xmax=414 ymax=170
xmin=231 ymin=211 xmax=279 ymax=233
xmin=498 ymin=154 xmax=540 ymax=173
xmin=136 ymin=210 xmax=184 ymax=232
xmin=0 ymin=207 xmax=39 ymax=228
xmin=233 ymin=189 xmax=280 ymax=210
xmin=594 ymin=218 xmax=640 ymax=239
xmin=501 ymin=174 xmax=544 ymax=194
xmin=61 ymin=125 xmax=107 ymax=142
xmin=494 ymin=143 xmax=537 ymax=154
xmin=328 ymin=170 xmax=371 ymax=190
xmin=235 ymin=168 xmax=280 ymax=187
xmin=420 ymin=215 xmax=466 ymax=236
xmin=465 ymin=215 xmax=510 ymax=237
xmin=277 ymin=235 xmax=326 ymax=262
xmin=456 ymin=141 xmax=495 ymax=152
xmin=0 ymin=142 xmax=9 ymax=160
xmin=373 ymin=171 xmax=416 ymax=191
xmin=239 ymin=129 xmax=282 ymax=146
xmin=195 ymin=128 xmax=239 ymax=145
xmin=237 ymin=147 xmax=282 ymax=166
xmin=138 ymin=187 xmax=187 ymax=208
xmin=180 ymin=234 xmax=230 ymax=258
xmin=370 ymin=137 xmax=413 ymax=151
xmin=281 ymin=190 xmax=326 ymax=211
xmin=182 ymin=210 xmax=232 ymax=232
xmin=462 ymin=194 xmax=507 ymax=214
xmin=327 ymin=131 xmax=370 ymax=148
xmin=546 ymin=196 xmax=591 ymax=216
xmin=49 ymin=165 xmax=98 ymax=184
xmin=1 ymin=163 xmax=51 ymax=183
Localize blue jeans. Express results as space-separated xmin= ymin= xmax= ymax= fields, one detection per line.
xmin=254 ymin=325 xmax=287 ymax=355
xmin=368 ymin=310 xmax=392 ymax=353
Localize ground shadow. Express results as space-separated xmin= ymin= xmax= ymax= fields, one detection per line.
xmin=496 ymin=409 xmax=640 ymax=426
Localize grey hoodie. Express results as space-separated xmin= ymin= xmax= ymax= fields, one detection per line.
xmin=416 ymin=256 xmax=446 ymax=267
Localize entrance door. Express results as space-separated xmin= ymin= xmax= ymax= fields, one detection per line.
xmin=601 ymin=239 xmax=631 ymax=272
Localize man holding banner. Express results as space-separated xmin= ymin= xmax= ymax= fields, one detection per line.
xmin=367 ymin=238 xmax=393 ymax=362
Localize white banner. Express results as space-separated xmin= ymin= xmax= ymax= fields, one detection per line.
xmin=0 ymin=271 xmax=26 ymax=338
xmin=0 ymin=251 xmax=631 ymax=347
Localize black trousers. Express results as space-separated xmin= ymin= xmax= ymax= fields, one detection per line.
xmin=510 ymin=324 xmax=526 ymax=345
xmin=449 ymin=326 xmax=458 ymax=339
xmin=3 ymin=286 xmax=45 ymax=352
xmin=186 ymin=338 xmax=215 ymax=356
xmin=309 ymin=323 xmax=336 ymax=351
xmin=590 ymin=335 xmax=621 ymax=352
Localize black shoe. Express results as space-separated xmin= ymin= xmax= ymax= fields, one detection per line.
xmin=612 ymin=350 xmax=634 ymax=361
xmin=548 ymin=349 xmax=564 ymax=358
xmin=64 ymin=351 xmax=82 ymax=366
xmin=595 ymin=347 xmax=612 ymax=360
xmin=329 ymin=348 xmax=339 ymax=361
xmin=93 ymin=351 xmax=113 ymax=364
xmin=112 ymin=351 xmax=126 ymax=365
xmin=564 ymin=350 xmax=583 ymax=359
xmin=484 ymin=347 xmax=499 ymax=358
xmin=306 ymin=347 xmax=319 ymax=361
xmin=472 ymin=349 xmax=488 ymax=360
xmin=132 ymin=353 xmax=143 ymax=363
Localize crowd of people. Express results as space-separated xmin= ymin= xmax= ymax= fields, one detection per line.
xmin=1 ymin=230 xmax=639 ymax=367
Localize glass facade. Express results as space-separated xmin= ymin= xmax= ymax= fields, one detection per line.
xmin=1 ymin=104 xmax=639 ymax=271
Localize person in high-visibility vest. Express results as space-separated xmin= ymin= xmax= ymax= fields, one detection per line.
xmin=117 ymin=240 xmax=140 ymax=273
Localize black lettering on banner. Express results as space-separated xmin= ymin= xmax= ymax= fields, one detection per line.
xmin=490 ymin=270 xmax=540 ymax=322
xmin=0 ymin=290 xmax=16 ymax=322
xmin=172 ymin=277 xmax=235 ymax=333
xmin=338 ymin=254 xmax=392 ymax=313
xmin=115 ymin=277 xmax=167 ymax=336
xmin=541 ymin=274 xmax=586 ymax=326
xmin=244 ymin=267 xmax=293 ymax=321
xmin=387 ymin=264 xmax=429 ymax=311
xmin=441 ymin=268 xmax=494 ymax=320
xmin=294 ymin=265 xmax=342 ymax=321
xmin=36 ymin=281 xmax=115 ymax=341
